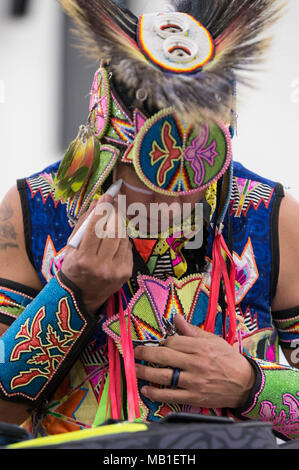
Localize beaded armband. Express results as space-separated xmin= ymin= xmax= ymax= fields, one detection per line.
xmin=233 ymin=357 xmax=299 ymax=440
xmin=0 ymin=272 xmax=98 ymax=408
xmin=0 ymin=279 xmax=39 ymax=327
xmin=272 ymin=306 xmax=299 ymax=349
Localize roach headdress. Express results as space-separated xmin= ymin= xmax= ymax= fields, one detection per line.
xmin=55 ymin=0 xmax=283 ymax=213
xmin=59 ymin=0 xmax=282 ymax=122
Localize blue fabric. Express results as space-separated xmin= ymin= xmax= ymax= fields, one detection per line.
xmin=225 ymin=163 xmax=276 ymax=334
xmin=24 ymin=161 xmax=72 ymax=285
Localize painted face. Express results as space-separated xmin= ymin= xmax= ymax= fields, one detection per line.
xmin=114 ymin=161 xmax=207 ymax=236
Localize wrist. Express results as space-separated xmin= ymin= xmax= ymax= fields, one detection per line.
xmin=234 ymin=355 xmax=257 ymax=409
xmin=230 ymin=356 xmax=262 ymax=417
xmin=59 ymin=269 xmax=103 ymax=317
xmin=82 ymin=296 xmax=105 ymax=316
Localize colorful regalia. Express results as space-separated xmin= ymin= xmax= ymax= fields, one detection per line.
xmin=1 ymin=0 xmax=299 ymax=444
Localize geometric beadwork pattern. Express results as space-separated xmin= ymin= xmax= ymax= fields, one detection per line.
xmin=230 ymin=177 xmax=274 ymax=218
xmin=103 ymin=273 xmax=222 ymax=346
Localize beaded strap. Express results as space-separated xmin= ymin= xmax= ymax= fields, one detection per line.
xmin=272 ymin=306 xmax=299 ymax=349
xmin=0 ymin=271 xmax=98 ymax=408
xmin=0 ymin=279 xmax=39 ymax=326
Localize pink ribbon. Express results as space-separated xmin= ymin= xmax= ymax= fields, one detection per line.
xmin=205 ymin=229 xmax=237 ymax=346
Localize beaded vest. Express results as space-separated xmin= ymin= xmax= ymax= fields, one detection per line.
xmin=17 ymin=160 xmax=284 ymax=435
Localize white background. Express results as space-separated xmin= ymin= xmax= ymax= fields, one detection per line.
xmin=0 ymin=0 xmax=299 ymax=201
xmin=0 ymin=0 xmax=62 ymax=198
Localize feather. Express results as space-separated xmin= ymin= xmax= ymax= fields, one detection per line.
xmin=59 ymin=0 xmax=284 ymax=125
xmin=53 ymin=126 xmax=97 ymax=203
xmin=60 ymin=0 xmax=147 ymax=63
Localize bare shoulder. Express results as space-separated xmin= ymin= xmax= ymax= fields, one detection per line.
xmin=0 ymin=185 xmax=42 ymax=291
xmin=0 ymin=187 xmax=42 ymax=421
xmin=272 ymin=191 xmax=299 ymax=311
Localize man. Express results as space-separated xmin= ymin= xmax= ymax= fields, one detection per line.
xmin=0 ymin=0 xmax=299 ymax=442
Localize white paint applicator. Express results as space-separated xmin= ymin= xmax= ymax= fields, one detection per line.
xmin=68 ymin=179 xmax=123 ymax=249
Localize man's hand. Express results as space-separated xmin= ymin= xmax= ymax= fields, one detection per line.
xmin=134 ymin=315 xmax=256 ymax=410
xmin=61 ymin=194 xmax=133 ymax=314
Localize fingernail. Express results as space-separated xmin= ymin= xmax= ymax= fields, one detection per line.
xmin=98 ymin=194 xmax=112 ymax=204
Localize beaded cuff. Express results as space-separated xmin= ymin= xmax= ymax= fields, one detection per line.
xmin=233 ymin=356 xmax=299 ymax=440
xmin=0 ymin=279 xmax=39 ymax=326
xmin=0 ymin=272 xmax=98 ymax=408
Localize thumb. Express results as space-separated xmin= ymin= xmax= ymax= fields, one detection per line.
xmin=174 ymin=314 xmax=206 ymax=338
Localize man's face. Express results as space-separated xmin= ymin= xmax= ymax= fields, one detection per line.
xmin=114 ymin=162 xmax=206 ymax=235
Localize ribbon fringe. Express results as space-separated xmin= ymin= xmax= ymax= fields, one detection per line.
xmin=205 ymin=228 xmax=237 ymax=345
xmin=107 ymin=291 xmax=141 ymax=421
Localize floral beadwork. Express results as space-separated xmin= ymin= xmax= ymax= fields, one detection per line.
xmin=133 ymin=108 xmax=232 ymax=196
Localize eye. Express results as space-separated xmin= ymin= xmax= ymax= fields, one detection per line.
xmin=155 ymin=14 xmax=189 ymax=39
xmin=164 ymin=37 xmax=198 ymax=63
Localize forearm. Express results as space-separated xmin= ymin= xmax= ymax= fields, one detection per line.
xmin=232 ymin=356 xmax=299 ymax=441
xmin=0 ymin=271 xmax=98 ymax=422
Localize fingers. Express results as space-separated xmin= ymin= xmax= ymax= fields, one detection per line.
xmin=79 ymin=194 xmax=115 ymax=253
xmin=135 ymin=362 xmax=193 ymax=390
xmin=174 ymin=314 xmax=213 ymax=339
xmin=68 ymin=189 xmax=132 ymax=262
xmin=112 ymin=236 xmax=133 ymax=266
xmin=162 ymin=335 xmax=201 ymax=355
xmin=79 ymin=196 xmax=128 ymax=260
xmin=135 ymin=363 xmax=176 ymax=387
xmin=140 ymin=384 xmax=193 ymax=406
xmin=97 ymin=207 xmax=131 ymax=261
xmin=67 ymin=199 xmax=98 ymax=242
xmin=134 ymin=345 xmax=190 ymax=371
